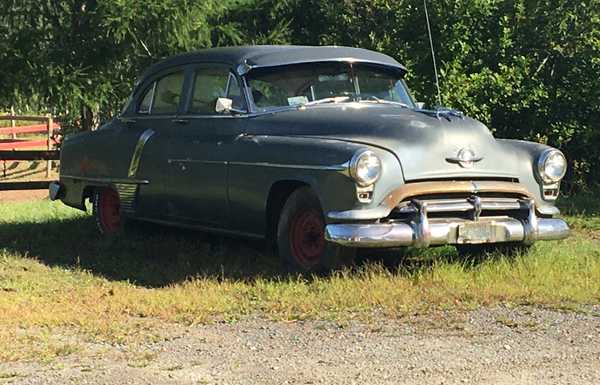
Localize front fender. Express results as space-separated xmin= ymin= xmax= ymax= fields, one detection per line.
xmin=497 ymin=139 xmax=561 ymax=214
xmin=226 ymin=135 xmax=403 ymax=235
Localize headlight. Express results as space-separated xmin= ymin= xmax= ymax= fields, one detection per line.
xmin=537 ymin=149 xmax=567 ymax=184
xmin=350 ymin=150 xmax=382 ymax=186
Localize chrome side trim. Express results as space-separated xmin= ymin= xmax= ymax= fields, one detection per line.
xmin=165 ymin=159 xmax=345 ymax=171
xmin=229 ymin=161 xmax=348 ymax=173
xmin=61 ymin=175 xmax=149 ymax=185
xmin=128 ymin=129 xmax=155 ymax=178
xmin=168 ymin=159 xmax=227 ymax=165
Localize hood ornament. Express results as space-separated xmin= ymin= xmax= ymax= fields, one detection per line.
xmin=446 ymin=148 xmax=483 ymax=168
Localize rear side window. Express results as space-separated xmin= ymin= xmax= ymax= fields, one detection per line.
xmin=189 ymin=67 xmax=245 ymax=115
xmin=151 ymin=71 xmax=185 ymax=114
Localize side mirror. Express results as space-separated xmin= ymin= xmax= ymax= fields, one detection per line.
xmin=215 ymin=97 xmax=233 ymax=113
xmin=416 ymin=102 xmax=426 ymax=110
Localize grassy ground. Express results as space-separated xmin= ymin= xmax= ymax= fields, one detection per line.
xmin=0 ymin=195 xmax=598 ymax=362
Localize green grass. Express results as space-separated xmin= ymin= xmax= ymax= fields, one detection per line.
xmin=0 ymin=197 xmax=598 ymax=362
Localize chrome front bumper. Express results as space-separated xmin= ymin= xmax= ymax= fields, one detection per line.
xmin=325 ymin=199 xmax=570 ymax=248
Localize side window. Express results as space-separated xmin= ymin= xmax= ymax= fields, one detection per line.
xmin=137 ymin=83 xmax=155 ymax=114
xmin=152 ymin=71 xmax=184 ymax=114
xmin=189 ymin=67 xmax=245 ymax=115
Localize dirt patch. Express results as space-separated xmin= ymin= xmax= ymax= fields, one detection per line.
xmin=0 ymin=190 xmax=49 ymax=202
xmin=1 ymin=306 xmax=598 ymax=385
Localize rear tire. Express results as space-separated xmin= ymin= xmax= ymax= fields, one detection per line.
xmin=92 ymin=187 xmax=124 ymax=235
xmin=276 ymin=187 xmax=355 ymax=274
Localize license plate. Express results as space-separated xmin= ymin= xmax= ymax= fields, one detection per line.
xmin=458 ymin=222 xmax=496 ymax=244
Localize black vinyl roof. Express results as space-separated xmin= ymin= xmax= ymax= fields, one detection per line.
xmin=141 ymin=45 xmax=407 ymax=78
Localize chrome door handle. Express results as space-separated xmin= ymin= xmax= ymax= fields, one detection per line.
xmin=172 ymin=119 xmax=189 ymax=124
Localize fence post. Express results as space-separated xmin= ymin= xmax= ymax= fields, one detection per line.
xmin=46 ymin=114 xmax=53 ymax=177
xmin=10 ymin=107 xmax=16 ymax=139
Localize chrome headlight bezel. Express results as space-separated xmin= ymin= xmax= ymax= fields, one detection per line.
xmin=537 ymin=149 xmax=567 ymax=184
xmin=350 ymin=150 xmax=382 ymax=187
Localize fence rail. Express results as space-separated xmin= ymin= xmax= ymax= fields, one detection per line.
xmin=0 ymin=181 xmax=53 ymax=191
xmin=0 ymin=150 xmax=60 ymax=161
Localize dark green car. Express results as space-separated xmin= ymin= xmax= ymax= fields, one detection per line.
xmin=50 ymin=45 xmax=570 ymax=272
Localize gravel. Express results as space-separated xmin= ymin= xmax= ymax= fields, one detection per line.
xmin=2 ymin=305 xmax=599 ymax=385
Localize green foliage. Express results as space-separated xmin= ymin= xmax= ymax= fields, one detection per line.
xmin=0 ymin=0 xmax=598 ymax=187
xmin=0 ymin=0 xmax=240 ymax=128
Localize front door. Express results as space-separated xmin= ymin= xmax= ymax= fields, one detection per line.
xmin=167 ymin=65 xmax=247 ymax=227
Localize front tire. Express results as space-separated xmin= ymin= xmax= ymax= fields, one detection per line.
xmin=92 ymin=187 xmax=123 ymax=235
xmin=276 ymin=187 xmax=355 ymax=273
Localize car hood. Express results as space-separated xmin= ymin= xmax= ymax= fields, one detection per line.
xmin=250 ymin=103 xmax=523 ymax=181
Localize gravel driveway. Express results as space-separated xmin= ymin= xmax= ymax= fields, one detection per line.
xmin=2 ymin=306 xmax=599 ymax=385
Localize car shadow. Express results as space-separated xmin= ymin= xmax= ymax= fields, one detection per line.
xmin=1 ymin=213 xmax=520 ymax=288
xmin=0 ymin=215 xmax=284 ymax=287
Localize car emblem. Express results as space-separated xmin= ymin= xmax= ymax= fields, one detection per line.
xmin=446 ymin=148 xmax=483 ymax=168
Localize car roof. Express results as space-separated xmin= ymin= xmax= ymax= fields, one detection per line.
xmin=141 ymin=45 xmax=407 ymax=79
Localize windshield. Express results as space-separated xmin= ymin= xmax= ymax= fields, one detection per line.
xmin=246 ymin=62 xmax=415 ymax=111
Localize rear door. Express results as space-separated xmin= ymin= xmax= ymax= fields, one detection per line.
xmin=126 ymin=68 xmax=187 ymax=219
xmin=166 ymin=64 xmax=248 ymax=227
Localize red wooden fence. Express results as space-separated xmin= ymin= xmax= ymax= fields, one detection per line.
xmin=0 ymin=115 xmax=61 ymax=184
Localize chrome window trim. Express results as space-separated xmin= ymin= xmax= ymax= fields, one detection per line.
xmin=137 ymin=82 xmax=157 ymax=115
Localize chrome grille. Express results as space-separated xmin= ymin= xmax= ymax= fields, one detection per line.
xmin=396 ymin=197 xmax=526 ymax=214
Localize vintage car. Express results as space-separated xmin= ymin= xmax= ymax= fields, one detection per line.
xmin=50 ymin=45 xmax=570 ymax=272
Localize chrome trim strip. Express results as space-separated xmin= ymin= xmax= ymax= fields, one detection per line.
xmin=128 ymin=115 xmax=177 ymax=120
xmin=61 ymin=175 xmax=149 ymax=185
xmin=229 ymin=161 xmax=348 ymax=172
xmin=128 ymin=129 xmax=155 ymax=178
xmin=168 ymin=159 xmax=227 ymax=165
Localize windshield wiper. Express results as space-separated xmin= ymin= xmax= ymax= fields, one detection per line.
xmin=302 ymin=96 xmax=351 ymax=106
xmin=361 ymin=95 xmax=410 ymax=108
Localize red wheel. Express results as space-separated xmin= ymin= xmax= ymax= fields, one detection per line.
xmin=277 ymin=187 xmax=355 ymax=273
xmin=93 ymin=187 xmax=122 ymax=235
xmin=289 ymin=208 xmax=326 ymax=268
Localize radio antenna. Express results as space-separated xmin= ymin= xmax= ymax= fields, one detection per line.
xmin=424 ymin=0 xmax=442 ymax=107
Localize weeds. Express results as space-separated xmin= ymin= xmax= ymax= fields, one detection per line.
xmin=0 ymin=198 xmax=598 ymax=362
